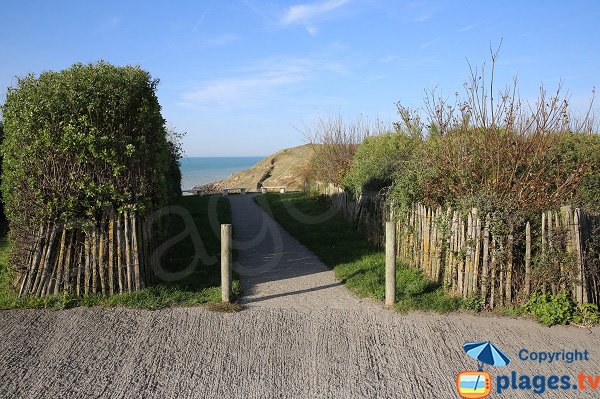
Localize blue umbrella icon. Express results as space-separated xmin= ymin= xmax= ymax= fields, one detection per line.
xmin=463 ymin=341 xmax=511 ymax=371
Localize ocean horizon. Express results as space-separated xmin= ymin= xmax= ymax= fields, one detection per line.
xmin=180 ymin=156 xmax=264 ymax=190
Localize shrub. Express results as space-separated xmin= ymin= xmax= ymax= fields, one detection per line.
xmin=0 ymin=122 xmax=4 ymax=227
xmin=523 ymin=292 xmax=575 ymax=326
xmin=385 ymin=47 xmax=598 ymax=219
xmin=1 ymin=61 xmax=177 ymax=295
xmin=560 ymin=132 xmax=600 ymax=213
xmin=463 ymin=295 xmax=483 ymax=312
xmin=572 ymin=303 xmax=600 ymax=326
xmin=303 ymin=115 xmax=378 ymax=186
xmin=343 ymin=132 xmax=415 ymax=195
xmin=2 ymin=62 xmax=170 ymax=224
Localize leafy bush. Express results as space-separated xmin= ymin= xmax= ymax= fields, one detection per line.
xmin=560 ymin=133 xmax=600 ymax=213
xmin=0 ymin=122 xmax=4 ymax=227
xmin=523 ymin=292 xmax=575 ymax=326
xmin=463 ymin=295 xmax=483 ymax=312
xmin=382 ymin=52 xmax=599 ymax=218
xmin=2 ymin=62 xmax=171 ymax=225
xmin=343 ymin=132 xmax=415 ymax=195
xmin=386 ymin=128 xmax=598 ymax=218
xmin=1 ymin=62 xmax=179 ymax=291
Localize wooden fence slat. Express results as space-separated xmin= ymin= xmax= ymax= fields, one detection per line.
xmin=481 ymin=214 xmax=490 ymax=304
xmin=465 ymin=211 xmax=473 ymax=298
xmin=472 ymin=210 xmax=481 ymax=296
xmin=506 ymin=227 xmax=513 ymax=304
xmin=315 ymin=185 xmax=599 ymax=308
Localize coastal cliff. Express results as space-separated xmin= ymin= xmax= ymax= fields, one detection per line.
xmin=198 ymin=144 xmax=313 ymax=193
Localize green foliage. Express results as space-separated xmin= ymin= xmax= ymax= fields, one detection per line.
xmin=560 ymin=133 xmax=600 ymax=213
xmin=257 ymin=193 xmax=462 ymax=313
xmin=343 ymin=132 xmax=413 ymax=195
xmin=165 ymin=128 xmax=184 ymax=197
xmin=0 ymin=121 xmax=4 ymax=225
xmin=572 ymin=303 xmax=600 ymax=326
xmin=463 ymin=295 xmax=483 ymax=312
xmin=1 ymin=62 xmax=182 ymax=277
xmin=1 ymin=62 xmax=172 ymax=229
xmin=523 ymin=292 xmax=575 ymax=326
xmin=500 ymin=306 xmax=523 ymax=318
xmin=521 ymin=292 xmax=600 ymax=326
xmin=385 ymin=128 xmax=600 ymax=218
xmin=395 ymin=290 xmax=463 ymax=313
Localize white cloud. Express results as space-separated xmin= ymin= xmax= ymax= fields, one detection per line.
xmin=180 ymin=73 xmax=302 ymax=108
xmin=281 ymin=0 xmax=349 ymax=25
xmin=378 ymin=54 xmax=439 ymax=69
xmin=379 ymin=55 xmax=400 ymax=64
xmin=458 ymin=22 xmax=482 ymax=32
xmin=179 ymin=56 xmax=347 ymax=109
xmin=306 ymin=25 xmax=319 ymax=36
xmin=98 ymin=16 xmax=120 ymax=32
xmin=201 ymin=33 xmax=239 ymax=48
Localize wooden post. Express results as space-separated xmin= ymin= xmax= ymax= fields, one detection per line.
xmin=573 ymin=209 xmax=585 ymax=304
xmin=385 ymin=221 xmax=396 ymax=306
xmin=221 ymin=224 xmax=232 ymax=303
xmin=525 ymin=221 xmax=532 ymax=297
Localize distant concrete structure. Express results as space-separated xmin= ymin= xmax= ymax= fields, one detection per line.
xmin=221 ymin=187 xmax=246 ymax=196
xmin=261 ymin=186 xmax=286 ymax=194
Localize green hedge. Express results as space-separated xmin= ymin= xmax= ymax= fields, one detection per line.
xmin=343 ymin=132 xmax=414 ymax=195
xmin=1 ymin=62 xmax=178 ymax=295
xmin=2 ymin=62 xmax=172 ymax=228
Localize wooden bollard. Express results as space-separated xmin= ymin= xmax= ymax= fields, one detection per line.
xmin=385 ymin=221 xmax=396 ymax=306
xmin=221 ymin=224 xmax=232 ymax=303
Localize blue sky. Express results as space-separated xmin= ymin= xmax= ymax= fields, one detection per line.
xmin=1 ymin=0 xmax=599 ymax=156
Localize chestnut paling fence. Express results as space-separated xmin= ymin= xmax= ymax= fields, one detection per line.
xmin=316 ymin=183 xmax=599 ymax=307
xmin=18 ymin=208 xmax=157 ymax=297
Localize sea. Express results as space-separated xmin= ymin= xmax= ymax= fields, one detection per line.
xmin=180 ymin=156 xmax=264 ymax=191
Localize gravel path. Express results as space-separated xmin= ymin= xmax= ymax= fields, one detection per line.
xmin=1 ymin=194 xmax=598 ymax=398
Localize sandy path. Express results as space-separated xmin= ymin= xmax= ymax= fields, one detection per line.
xmin=0 ymin=307 xmax=598 ymax=398
xmin=228 ymin=194 xmax=370 ymax=309
xmin=0 ymin=194 xmax=598 ymax=398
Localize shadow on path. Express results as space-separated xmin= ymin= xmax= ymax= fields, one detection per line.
xmin=228 ymin=194 xmax=366 ymax=309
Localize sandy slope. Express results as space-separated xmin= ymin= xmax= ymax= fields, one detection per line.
xmin=208 ymin=144 xmax=313 ymax=192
